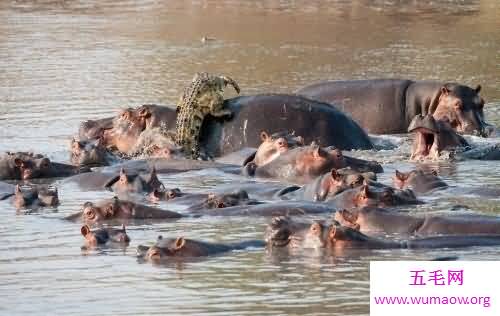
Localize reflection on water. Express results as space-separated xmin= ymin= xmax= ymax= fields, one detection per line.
xmin=0 ymin=1 xmax=499 ymax=315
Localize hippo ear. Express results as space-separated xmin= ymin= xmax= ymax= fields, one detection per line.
xmin=313 ymin=146 xmax=327 ymax=158
xmin=174 ymin=237 xmax=186 ymax=250
xmin=431 ymin=169 xmax=438 ymax=176
xmin=150 ymin=167 xmax=157 ymax=178
xmin=360 ymin=185 xmax=369 ymax=198
xmin=395 ymin=170 xmax=407 ymax=181
xmin=328 ymin=225 xmax=337 ymax=241
xmin=295 ymin=135 xmax=305 ymax=146
xmin=440 ymin=86 xmax=450 ymax=95
xmin=119 ymin=168 xmax=127 ymax=182
xmin=81 ymin=225 xmax=90 ymax=237
xmin=15 ymin=184 xmax=21 ymax=194
xmin=121 ymin=224 xmax=126 ymax=232
xmin=330 ymin=169 xmax=341 ymax=180
xmin=475 ymin=85 xmax=481 ymax=94
xmin=83 ymin=201 xmax=93 ymax=208
xmin=260 ymin=131 xmax=269 ymax=142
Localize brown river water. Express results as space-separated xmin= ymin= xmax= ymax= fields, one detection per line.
xmin=0 ymin=1 xmax=499 ymax=315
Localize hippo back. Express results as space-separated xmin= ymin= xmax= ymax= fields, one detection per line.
xmin=297 ymin=79 xmax=413 ymax=134
xmin=200 ymin=94 xmax=373 ymax=156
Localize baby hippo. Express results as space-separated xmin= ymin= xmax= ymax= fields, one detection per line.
xmin=66 ymin=196 xmax=182 ymax=224
xmin=137 ymin=235 xmax=264 ymax=262
xmin=249 ymin=131 xmax=304 ymax=166
xmin=70 ymin=138 xmax=118 ymax=167
xmin=12 ymin=184 xmax=59 ymax=209
xmin=393 ymin=169 xmax=448 ymax=194
xmin=80 ymin=224 xmax=130 ymax=248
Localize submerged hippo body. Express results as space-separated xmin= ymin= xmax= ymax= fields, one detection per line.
xmin=189 ymin=201 xmax=333 ymax=217
xmin=297 ymin=79 xmax=488 ymax=135
xmin=335 ymin=207 xmax=500 ymax=236
xmin=243 ymin=145 xmax=382 ymax=185
xmin=137 ymin=235 xmax=265 ymax=262
xmin=266 ymin=217 xmax=500 ymax=252
xmin=327 ymin=184 xmax=421 ymax=209
xmin=65 ymin=197 xmax=182 ymax=223
xmin=282 ymin=168 xmax=377 ymax=201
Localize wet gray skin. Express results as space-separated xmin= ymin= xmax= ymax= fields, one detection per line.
xmin=137 ymin=235 xmax=265 ymax=262
xmin=65 ymin=197 xmax=182 ymax=223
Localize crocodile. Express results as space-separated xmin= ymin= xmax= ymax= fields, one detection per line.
xmin=175 ymin=72 xmax=240 ymax=159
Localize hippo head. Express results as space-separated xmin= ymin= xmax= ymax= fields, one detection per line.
xmin=13 ymin=185 xmax=38 ymax=209
xmin=352 ymin=183 xmax=420 ymax=208
xmin=265 ymin=216 xmax=327 ymax=249
xmin=202 ymin=190 xmax=260 ymax=209
xmin=116 ymin=107 xmax=148 ymax=131
xmin=325 ymin=220 xmax=368 ymax=247
xmin=70 ymin=138 xmax=108 ymax=167
xmin=148 ymin=188 xmax=183 ymax=202
xmin=432 ymin=83 xmax=487 ymax=136
xmin=294 ymin=145 xmax=346 ymax=178
xmin=81 ymin=198 xmax=120 ymax=223
xmin=37 ymin=186 xmax=59 ymax=207
xmin=80 ymin=224 xmax=130 ymax=247
xmin=408 ymin=114 xmax=469 ymax=161
xmin=334 ymin=209 xmax=361 ymax=231
xmin=253 ymin=131 xmax=304 ymax=166
xmin=315 ymin=169 xmax=365 ymax=201
xmin=110 ymin=168 xmax=164 ymax=194
xmin=392 ymin=169 xmax=436 ymax=189
xmin=12 ymin=153 xmax=51 ymax=180
xmin=137 ymin=236 xmax=203 ymax=261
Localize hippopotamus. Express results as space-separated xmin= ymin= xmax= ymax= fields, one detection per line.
xmin=189 ymin=201 xmax=333 ymax=217
xmin=91 ymin=95 xmax=373 ymax=158
xmin=137 ymin=235 xmax=265 ymax=262
xmin=297 ymin=79 xmax=489 ymax=136
xmin=281 ymin=168 xmax=377 ymax=201
xmin=409 ymin=114 xmax=469 ymax=161
xmin=187 ymin=190 xmax=262 ymax=211
xmin=79 ymin=117 xmax=114 ymax=141
xmin=335 ymin=207 xmax=500 ymax=236
xmin=63 ymin=168 xmax=164 ymax=196
xmin=243 ymin=144 xmax=383 ymax=184
xmin=80 ymin=225 xmax=130 ymax=248
xmin=11 ymin=184 xmax=59 ymax=209
xmin=65 ymin=197 xmax=182 ymax=223
xmin=408 ymin=114 xmax=500 ymax=161
xmin=393 ymin=169 xmax=447 ymax=194
xmin=94 ymin=158 xmax=240 ymax=175
xmin=266 ymin=217 xmax=500 ymax=251
xmin=326 ymin=183 xmax=421 ymax=209
xmin=110 ymin=168 xmax=164 ymax=196
xmin=0 ymin=152 xmax=86 ymax=180
xmin=70 ymin=138 xmax=119 ymax=167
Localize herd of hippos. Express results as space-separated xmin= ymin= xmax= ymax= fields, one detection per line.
xmin=2 ymin=73 xmax=500 ymax=261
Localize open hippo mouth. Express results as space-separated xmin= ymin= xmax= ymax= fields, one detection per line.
xmin=408 ymin=115 xmax=440 ymax=160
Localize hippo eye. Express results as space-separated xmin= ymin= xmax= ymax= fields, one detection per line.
xmin=167 ymin=191 xmax=176 ymax=199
